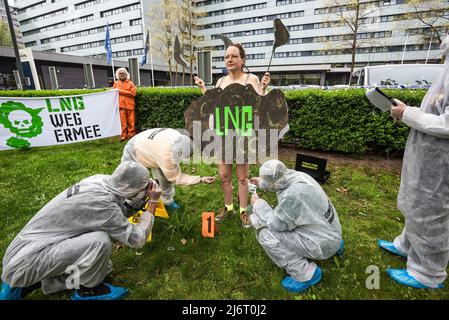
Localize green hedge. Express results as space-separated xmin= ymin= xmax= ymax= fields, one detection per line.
xmin=135 ymin=87 xmax=426 ymax=155
xmin=283 ymin=89 xmax=426 ymax=155
xmin=1 ymin=87 xmax=427 ymax=155
xmin=135 ymin=87 xmax=201 ymax=130
xmin=0 ymin=89 xmax=106 ymax=97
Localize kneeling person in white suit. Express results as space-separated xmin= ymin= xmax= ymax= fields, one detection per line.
xmin=249 ymin=160 xmax=343 ymax=293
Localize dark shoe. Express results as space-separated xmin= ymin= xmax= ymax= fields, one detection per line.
xmin=215 ymin=206 xmax=234 ymax=223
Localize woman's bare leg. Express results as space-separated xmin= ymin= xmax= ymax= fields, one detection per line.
xmin=219 ymin=163 xmax=233 ymax=206
xmin=236 ymin=164 xmax=249 ymax=210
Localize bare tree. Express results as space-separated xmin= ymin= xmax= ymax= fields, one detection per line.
xmin=149 ymin=0 xmax=177 ymax=86
xmin=178 ymin=0 xmax=204 ymax=85
xmin=406 ymin=0 xmax=449 ymax=44
xmin=176 ymin=4 xmax=187 ymax=85
xmin=405 ymin=0 xmax=449 ymax=62
xmin=326 ymin=0 xmax=379 ymax=85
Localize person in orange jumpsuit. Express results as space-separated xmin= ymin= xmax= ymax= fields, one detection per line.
xmin=113 ymin=68 xmax=137 ymax=141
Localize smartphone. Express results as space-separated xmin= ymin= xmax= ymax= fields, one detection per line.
xmin=375 ymin=87 xmax=398 ymax=106
xmin=248 ymin=183 xmax=257 ymax=194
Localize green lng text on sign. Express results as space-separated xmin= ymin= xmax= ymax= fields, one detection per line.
xmin=215 ymin=106 xmax=253 ymax=136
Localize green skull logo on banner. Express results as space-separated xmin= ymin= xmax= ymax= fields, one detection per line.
xmin=0 ymin=101 xmax=44 ymax=149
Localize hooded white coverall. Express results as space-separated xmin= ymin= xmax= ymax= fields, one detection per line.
xmin=121 ymin=128 xmax=200 ymax=205
xmin=392 ymin=37 xmax=449 ymax=288
xmin=250 ymin=160 xmax=342 ymax=282
xmin=1 ymin=162 xmax=154 ymax=294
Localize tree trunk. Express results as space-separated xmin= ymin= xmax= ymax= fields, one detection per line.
xmin=349 ymin=40 xmax=357 ymax=85
xmin=182 ymin=65 xmax=185 ymax=86
xmin=175 ymin=63 xmax=179 ymax=86
xmin=190 ymin=59 xmax=194 ymax=85
xmin=188 ymin=2 xmax=194 ymax=86
xmin=349 ymin=2 xmax=360 ymax=86
xmin=168 ymin=58 xmax=173 ymax=86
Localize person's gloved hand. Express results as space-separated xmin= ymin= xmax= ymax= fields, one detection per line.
xmin=390 ymin=99 xmax=407 ymax=121
xmin=261 ymin=72 xmax=271 ymax=90
xmin=251 ymin=193 xmax=259 ymax=205
xmin=201 ymin=176 xmax=216 ymax=184
xmin=146 ymin=180 xmax=162 ymax=205
xmin=250 ymin=177 xmax=261 ymax=187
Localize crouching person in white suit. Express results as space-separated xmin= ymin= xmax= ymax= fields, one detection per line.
xmin=248 ymin=160 xmax=343 ymax=293
xmin=0 ymin=162 xmax=161 ymax=300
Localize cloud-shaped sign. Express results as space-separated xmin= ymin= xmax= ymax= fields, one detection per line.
xmin=184 ymin=83 xmax=289 ymax=163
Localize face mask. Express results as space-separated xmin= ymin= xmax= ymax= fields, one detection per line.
xmin=128 ymin=188 xmax=147 ymax=202
xmin=123 ymin=188 xmax=147 ymax=216
xmin=259 ymin=179 xmax=276 ymax=192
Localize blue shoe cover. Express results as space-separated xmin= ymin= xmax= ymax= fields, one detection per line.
xmin=71 ymin=283 xmax=129 ymax=300
xmin=387 ymin=269 xmax=444 ymax=289
xmin=336 ymin=240 xmax=344 ymax=256
xmin=0 ymin=282 xmax=23 ymax=300
xmin=165 ymin=201 xmax=180 ymax=211
xmin=378 ymin=239 xmax=407 ymax=258
xmin=281 ymin=267 xmax=322 ymax=293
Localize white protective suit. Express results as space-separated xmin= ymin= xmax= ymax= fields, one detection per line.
xmin=250 ymin=160 xmax=342 ymax=282
xmin=392 ymin=38 xmax=449 ymax=288
xmin=121 ymin=128 xmax=200 ymax=205
xmin=1 ymin=162 xmax=154 ymax=294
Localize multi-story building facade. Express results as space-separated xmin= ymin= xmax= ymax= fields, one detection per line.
xmin=13 ymin=0 xmax=167 ymax=70
xmin=0 ymin=1 xmax=24 ymax=48
xmin=10 ymin=0 xmax=449 ymax=86
xmin=196 ymin=0 xmax=449 ymax=85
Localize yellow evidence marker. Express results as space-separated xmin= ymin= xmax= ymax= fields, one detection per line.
xmin=128 ymin=198 xmax=169 ymax=242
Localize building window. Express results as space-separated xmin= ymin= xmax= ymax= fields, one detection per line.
xmin=114 ymin=50 xmax=133 ymax=58
xmin=41 ymin=23 xmax=122 ymax=45
xmin=75 ymin=0 xmax=112 ymax=10
xmin=20 ymin=7 xmax=68 ymax=26
xmin=101 ymin=3 xmax=141 ymax=18
xmin=25 ymin=41 xmax=37 ymax=47
xmin=207 ymin=3 xmax=268 ymax=17
xmin=22 ymin=15 xmax=94 ymax=37
xmin=17 ymin=1 xmax=46 ymax=15
xmin=196 ymin=0 xmax=232 ymax=7
xmin=246 ymin=53 xmax=265 ymax=60
xmin=130 ymin=18 xmax=142 ymax=26
xmin=273 ymin=43 xmax=439 ymax=58
xmin=276 ymin=0 xmax=314 ymax=6
xmin=203 ymin=11 xmax=304 ymax=29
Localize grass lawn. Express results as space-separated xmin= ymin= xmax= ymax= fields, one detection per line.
xmin=0 ymin=137 xmax=448 ymax=300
